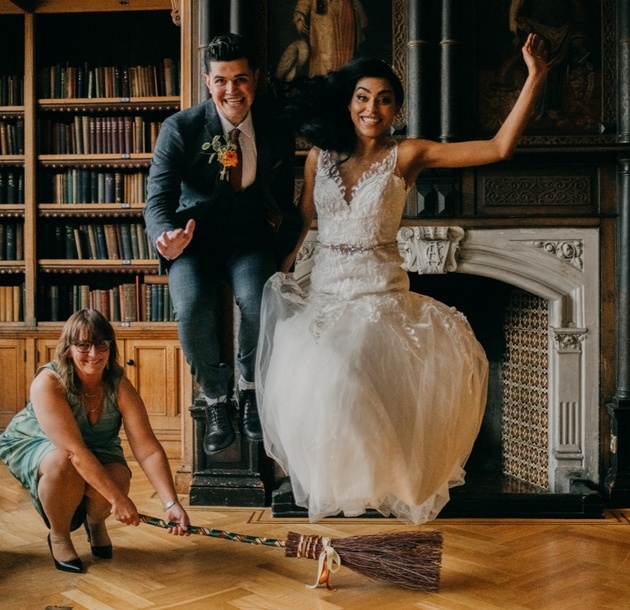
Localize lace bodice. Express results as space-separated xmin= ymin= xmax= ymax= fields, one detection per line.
xmin=315 ymin=145 xmax=407 ymax=248
xmin=310 ymin=144 xmax=410 ymax=297
xmin=295 ymin=144 xmax=412 ymax=338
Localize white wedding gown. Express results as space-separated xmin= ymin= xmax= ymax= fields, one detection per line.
xmin=256 ymin=144 xmax=488 ymax=524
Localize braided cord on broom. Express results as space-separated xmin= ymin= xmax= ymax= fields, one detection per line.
xmin=138 ymin=514 xmax=285 ymax=548
xmin=138 ymin=514 xmax=442 ymax=591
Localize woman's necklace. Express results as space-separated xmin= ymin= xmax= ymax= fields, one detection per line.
xmin=83 ymin=387 xmax=103 ymax=413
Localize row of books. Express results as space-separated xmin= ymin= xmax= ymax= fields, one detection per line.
xmin=37 ymin=115 xmax=162 ymax=155
xmin=38 ymin=59 xmax=180 ymax=99
xmin=40 ymin=279 xmax=174 ymax=323
xmin=0 ymin=119 xmax=24 ymax=155
xmin=42 ymin=222 xmax=157 ymax=261
xmin=0 ymin=170 xmax=24 ymax=204
xmin=0 ymin=74 xmax=23 ymax=106
xmin=0 ymin=222 xmax=24 ymax=261
xmin=47 ymin=169 xmax=147 ymax=205
xmin=0 ymin=284 xmax=22 ymax=321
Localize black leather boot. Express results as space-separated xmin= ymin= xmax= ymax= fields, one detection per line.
xmin=203 ymin=400 xmax=235 ymax=454
xmin=238 ymin=389 xmax=263 ymax=441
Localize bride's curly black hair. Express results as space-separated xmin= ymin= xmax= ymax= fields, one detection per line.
xmin=283 ymin=57 xmax=404 ymax=158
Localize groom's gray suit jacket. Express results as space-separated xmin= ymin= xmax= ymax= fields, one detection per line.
xmin=144 ymin=94 xmax=301 ymax=267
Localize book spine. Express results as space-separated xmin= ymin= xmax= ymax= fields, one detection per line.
xmin=86 ymin=224 xmax=98 ymax=259
xmin=104 ymin=172 xmax=115 ymax=203
xmin=136 ymin=223 xmax=147 ymax=259
xmin=129 ymin=222 xmax=140 ymax=259
xmin=112 ymin=285 xmax=121 ymax=321
xmin=80 ymin=284 xmax=90 ymax=310
xmin=120 ymin=223 xmax=133 ymax=260
xmin=0 ymin=287 xmax=7 ymax=322
xmin=103 ymin=223 xmax=119 ymax=259
xmin=6 ymin=171 xmax=16 ymax=203
xmin=121 ymin=283 xmax=137 ymax=322
xmin=115 ymin=172 xmax=124 ymax=204
xmin=13 ymin=284 xmax=21 ymax=321
xmin=65 ymin=224 xmax=77 ymax=259
xmin=49 ymin=285 xmax=59 ymax=321
xmin=94 ymin=224 xmax=108 ymax=260
xmin=73 ymin=227 xmax=84 ymax=259
xmin=16 ymin=222 xmax=23 ymax=260
xmin=5 ymin=223 xmax=15 ymax=260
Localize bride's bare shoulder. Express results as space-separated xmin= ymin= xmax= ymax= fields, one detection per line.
xmin=397 ymin=137 xmax=434 ymax=157
xmin=396 ymin=137 xmax=434 ymax=182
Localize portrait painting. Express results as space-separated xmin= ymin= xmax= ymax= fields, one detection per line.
xmin=475 ymin=0 xmax=604 ymax=136
xmin=267 ymin=0 xmax=394 ymax=85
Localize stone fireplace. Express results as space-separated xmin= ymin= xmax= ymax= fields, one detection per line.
xmin=293 ymin=226 xmax=601 ymax=498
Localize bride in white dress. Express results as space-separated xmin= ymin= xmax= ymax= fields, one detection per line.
xmin=256 ymin=34 xmax=548 ymax=524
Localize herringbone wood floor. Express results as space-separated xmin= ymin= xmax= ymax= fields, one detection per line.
xmin=1 ymin=460 xmax=629 ymax=610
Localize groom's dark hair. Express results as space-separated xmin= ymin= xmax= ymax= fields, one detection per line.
xmin=204 ymin=32 xmax=258 ymax=72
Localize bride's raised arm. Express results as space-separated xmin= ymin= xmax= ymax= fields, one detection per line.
xmin=399 ymin=32 xmax=548 ymax=182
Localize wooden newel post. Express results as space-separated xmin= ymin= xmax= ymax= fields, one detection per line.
xmin=188 ymin=396 xmax=271 ymax=507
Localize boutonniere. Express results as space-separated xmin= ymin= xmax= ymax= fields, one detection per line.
xmin=201 ymin=134 xmax=238 ymax=180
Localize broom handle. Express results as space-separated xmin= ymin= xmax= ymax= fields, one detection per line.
xmin=138 ymin=513 xmax=286 ymax=548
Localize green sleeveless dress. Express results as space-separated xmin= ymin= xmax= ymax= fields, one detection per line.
xmin=0 ymin=362 xmax=126 ymax=527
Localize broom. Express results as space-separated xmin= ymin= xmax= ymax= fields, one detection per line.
xmin=138 ymin=513 xmax=442 ymax=591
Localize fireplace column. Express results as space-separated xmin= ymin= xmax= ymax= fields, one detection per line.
xmin=406 ymin=0 xmax=434 ymax=138
xmin=604 ymin=0 xmax=630 ymax=507
xmin=604 ymin=155 xmax=630 ymax=506
xmin=550 ymin=328 xmax=588 ymax=492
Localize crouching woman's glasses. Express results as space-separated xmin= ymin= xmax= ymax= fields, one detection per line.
xmin=72 ymin=340 xmax=112 ymax=353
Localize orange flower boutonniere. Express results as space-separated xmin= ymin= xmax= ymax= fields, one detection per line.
xmin=201 ymin=134 xmax=238 ymax=180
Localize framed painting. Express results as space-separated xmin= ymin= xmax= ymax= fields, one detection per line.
xmin=475 ymin=0 xmax=609 ymax=138
xmin=267 ymin=0 xmax=407 ymax=148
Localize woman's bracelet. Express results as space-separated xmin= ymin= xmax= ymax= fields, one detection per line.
xmin=163 ymin=498 xmax=180 ymax=512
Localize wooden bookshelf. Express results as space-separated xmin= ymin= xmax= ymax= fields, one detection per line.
xmin=0 ymin=6 xmax=26 ymax=411
xmin=0 ymin=1 xmax=191 ymax=459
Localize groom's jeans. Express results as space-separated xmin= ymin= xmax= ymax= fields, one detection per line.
xmin=167 ymin=245 xmax=276 ymax=400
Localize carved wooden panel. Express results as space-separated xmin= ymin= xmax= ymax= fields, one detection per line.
xmin=475 ymin=165 xmax=599 ymax=216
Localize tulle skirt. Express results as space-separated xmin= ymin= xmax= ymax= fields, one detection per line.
xmin=256 ymin=273 xmax=488 ymax=524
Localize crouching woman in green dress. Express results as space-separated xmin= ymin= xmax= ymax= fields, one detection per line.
xmin=0 ymin=308 xmax=189 ymax=573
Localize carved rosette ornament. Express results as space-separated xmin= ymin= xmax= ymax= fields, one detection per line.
xmin=523 ymin=239 xmax=584 ymax=271
xmin=397 ymin=226 xmax=465 ymax=275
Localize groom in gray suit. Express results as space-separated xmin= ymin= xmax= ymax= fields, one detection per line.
xmin=144 ymin=33 xmax=300 ymax=455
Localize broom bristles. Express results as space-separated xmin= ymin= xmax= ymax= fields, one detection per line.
xmin=284 ymin=530 xmax=442 ymax=591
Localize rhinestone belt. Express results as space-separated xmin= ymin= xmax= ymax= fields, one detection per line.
xmin=320 ymin=241 xmax=398 ymax=255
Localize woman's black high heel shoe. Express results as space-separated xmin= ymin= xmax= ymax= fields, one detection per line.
xmin=47 ymin=534 xmax=83 ymax=573
xmin=84 ymin=520 xmax=113 ymax=559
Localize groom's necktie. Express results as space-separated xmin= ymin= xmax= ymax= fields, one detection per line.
xmin=229 ymin=128 xmax=242 ymax=191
